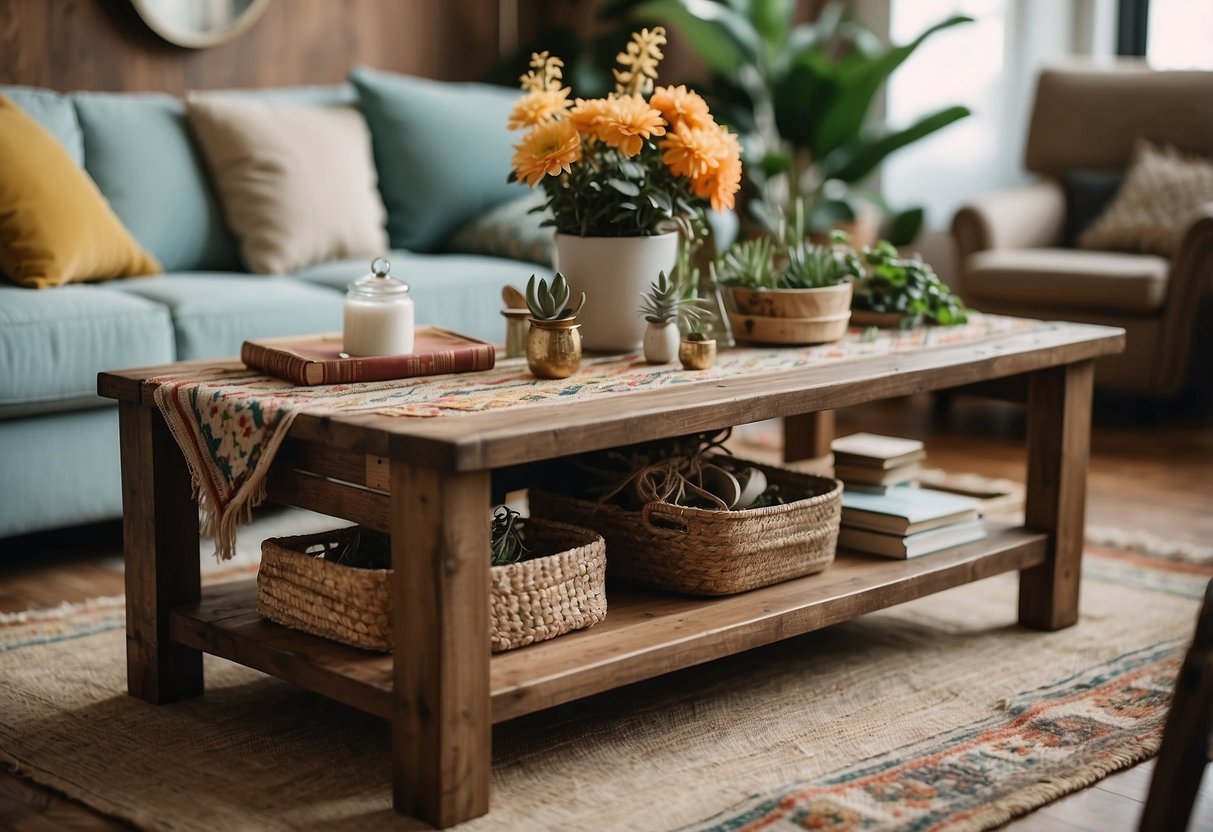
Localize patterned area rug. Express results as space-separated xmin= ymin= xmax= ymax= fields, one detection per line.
xmin=0 ymin=539 xmax=1207 ymax=832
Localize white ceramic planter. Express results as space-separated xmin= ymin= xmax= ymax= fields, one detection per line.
xmin=554 ymin=232 xmax=679 ymax=352
xmin=643 ymin=321 xmax=680 ymax=364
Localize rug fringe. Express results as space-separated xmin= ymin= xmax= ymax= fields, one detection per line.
xmin=1087 ymin=525 xmax=1213 ymax=565
xmin=0 ymin=596 xmax=125 ymax=625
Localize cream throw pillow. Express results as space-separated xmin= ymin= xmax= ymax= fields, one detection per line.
xmin=186 ymin=95 xmax=388 ymax=274
xmin=1079 ymin=140 xmax=1213 ymax=256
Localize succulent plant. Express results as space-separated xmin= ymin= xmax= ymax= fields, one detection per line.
xmin=638 ymin=270 xmax=706 ymax=329
xmin=526 ymin=272 xmax=585 ymax=321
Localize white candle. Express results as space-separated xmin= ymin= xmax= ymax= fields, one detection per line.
xmin=343 ymin=295 xmax=414 ymax=356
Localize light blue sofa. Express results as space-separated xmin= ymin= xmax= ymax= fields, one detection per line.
xmin=0 ymin=80 xmax=551 ymax=538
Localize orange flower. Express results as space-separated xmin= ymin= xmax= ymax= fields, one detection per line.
xmin=590 ymin=94 xmax=667 ymax=157
xmin=509 ymin=88 xmax=572 ymax=130
xmin=691 ymin=126 xmax=743 ymax=212
xmin=567 ymin=97 xmax=614 ymax=137
xmin=512 ymin=119 xmax=582 ymax=187
xmin=661 ymin=121 xmax=721 ymax=179
xmin=651 ymin=85 xmax=713 ymax=131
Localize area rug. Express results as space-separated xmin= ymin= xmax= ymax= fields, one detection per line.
xmin=1 ymin=540 xmax=1208 ymax=832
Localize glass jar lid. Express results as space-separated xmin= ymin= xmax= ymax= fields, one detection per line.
xmin=347 ymin=257 xmax=410 ymax=297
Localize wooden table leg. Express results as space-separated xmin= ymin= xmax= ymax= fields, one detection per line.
xmin=118 ymin=401 xmax=202 ymax=703
xmin=390 ymin=462 xmax=491 ymax=827
xmin=784 ymin=410 xmax=835 ymax=462
xmin=1019 ymin=361 xmax=1094 ymax=630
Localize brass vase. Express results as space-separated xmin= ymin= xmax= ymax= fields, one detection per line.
xmin=527 ymin=317 xmax=582 ymax=379
xmin=679 ymin=337 xmax=716 ymax=370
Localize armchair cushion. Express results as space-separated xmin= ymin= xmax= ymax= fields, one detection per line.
xmin=965 ymin=248 xmax=1169 ymax=315
xmin=1079 ymin=141 xmax=1213 ymax=256
xmin=1061 ymin=168 xmax=1124 ymax=247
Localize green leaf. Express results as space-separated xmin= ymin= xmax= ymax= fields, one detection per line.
xmin=759 ymin=151 xmax=793 ymax=177
xmin=630 ymin=0 xmax=762 ymax=76
xmin=810 ymin=14 xmax=972 ymax=159
xmin=608 ymin=178 xmax=641 ymax=197
xmin=820 ymin=105 xmax=970 ymax=183
xmin=750 ymin=0 xmax=794 ymax=53
xmin=886 ymin=207 xmax=924 ymax=247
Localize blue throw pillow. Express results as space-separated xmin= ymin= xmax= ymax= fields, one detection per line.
xmin=446 ymin=191 xmax=554 ymax=266
xmin=350 ymin=67 xmax=523 ymax=253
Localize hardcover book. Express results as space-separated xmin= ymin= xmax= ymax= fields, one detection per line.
xmin=242 ymin=327 xmax=496 ymax=386
xmin=840 ymin=486 xmax=980 ymax=536
xmin=838 ymin=519 xmax=987 ymax=558
xmin=831 ymin=432 xmax=926 ymax=469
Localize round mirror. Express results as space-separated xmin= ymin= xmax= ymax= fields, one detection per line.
xmin=131 ymin=0 xmax=273 ymax=49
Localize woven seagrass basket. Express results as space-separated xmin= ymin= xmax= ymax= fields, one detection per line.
xmin=257 ymin=519 xmax=607 ymax=653
xmin=530 ymin=456 xmax=841 ymax=596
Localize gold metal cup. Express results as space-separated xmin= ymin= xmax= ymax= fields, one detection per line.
xmin=526 ymin=318 xmax=582 ymax=379
xmin=679 ymin=337 xmax=716 ymax=371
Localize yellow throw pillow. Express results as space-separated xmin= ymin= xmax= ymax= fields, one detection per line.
xmin=1079 ymin=140 xmax=1213 ymax=256
xmin=0 ymin=93 xmax=160 ymax=289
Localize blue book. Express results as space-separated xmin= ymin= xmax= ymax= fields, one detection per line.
xmin=840 ymin=486 xmax=980 ymax=535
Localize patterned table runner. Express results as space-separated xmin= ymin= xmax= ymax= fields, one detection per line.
xmin=152 ymin=314 xmax=1040 ymax=558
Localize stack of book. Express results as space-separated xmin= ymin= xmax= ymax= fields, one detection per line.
xmin=830 ymin=432 xmax=926 ymax=493
xmin=830 ymin=432 xmax=986 ymax=558
xmin=837 ymin=486 xmax=986 ymax=558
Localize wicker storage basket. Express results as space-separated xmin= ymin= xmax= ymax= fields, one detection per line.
xmin=530 ymin=457 xmax=841 ymax=596
xmin=257 ymin=519 xmax=607 ymax=653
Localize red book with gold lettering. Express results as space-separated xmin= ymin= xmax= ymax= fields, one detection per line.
xmin=241 ymin=327 xmax=496 ymax=386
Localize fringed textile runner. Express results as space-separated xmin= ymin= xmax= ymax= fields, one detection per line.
xmin=152 ymin=314 xmax=1040 ymax=559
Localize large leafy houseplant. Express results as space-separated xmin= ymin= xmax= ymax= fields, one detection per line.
xmin=606 ymin=0 xmax=972 ymax=243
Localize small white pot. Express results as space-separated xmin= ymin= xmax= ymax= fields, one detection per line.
xmin=554 ymin=232 xmax=680 ymax=352
xmin=643 ymin=321 xmax=680 ymax=364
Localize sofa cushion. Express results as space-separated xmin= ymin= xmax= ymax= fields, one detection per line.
xmin=1079 ymin=140 xmax=1213 ymax=256
xmin=73 ymin=92 xmax=242 ymax=273
xmin=186 ymin=95 xmax=389 ymax=275
xmin=446 ymin=191 xmax=554 ymax=266
xmin=350 ymin=67 xmax=522 ymax=253
xmin=965 ymin=248 xmax=1169 ymax=315
xmin=293 ymin=253 xmax=549 ymax=343
xmin=0 ymin=94 xmax=162 ymax=289
xmin=1 ymin=86 xmax=83 ymax=165
xmin=103 ymin=274 xmax=343 ymax=360
xmin=0 ymin=284 xmax=174 ymax=418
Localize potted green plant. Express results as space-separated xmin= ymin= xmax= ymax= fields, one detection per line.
xmin=679 ymin=326 xmax=716 ymax=370
xmin=525 ymin=272 xmax=586 ymax=379
xmin=507 ymin=27 xmax=743 ymax=351
xmin=638 ymin=269 xmax=706 ymax=364
xmin=852 ymin=241 xmax=968 ymax=328
xmin=609 ymin=0 xmax=971 ymax=243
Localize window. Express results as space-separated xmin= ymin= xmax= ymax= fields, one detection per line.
xmin=1146 ymin=0 xmax=1213 ymax=69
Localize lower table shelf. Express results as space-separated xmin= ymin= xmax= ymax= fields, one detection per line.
xmin=170 ymin=523 xmax=1047 ymax=724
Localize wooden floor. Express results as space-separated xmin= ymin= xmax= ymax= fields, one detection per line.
xmin=1 ymin=392 xmax=1210 ymax=831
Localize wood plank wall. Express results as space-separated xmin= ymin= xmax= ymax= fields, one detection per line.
xmin=0 ymin=0 xmax=501 ymax=92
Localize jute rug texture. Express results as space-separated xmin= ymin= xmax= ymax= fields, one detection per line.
xmin=0 ymin=544 xmax=1205 ymax=831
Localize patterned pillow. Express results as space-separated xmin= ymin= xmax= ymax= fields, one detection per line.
xmin=446 ymin=191 xmax=554 ymax=266
xmin=1079 ymin=141 xmax=1213 ymax=256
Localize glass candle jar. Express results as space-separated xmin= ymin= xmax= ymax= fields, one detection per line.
xmin=343 ymin=258 xmax=414 ymax=357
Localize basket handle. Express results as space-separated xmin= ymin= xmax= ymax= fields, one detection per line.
xmin=641 ymin=502 xmax=691 ymax=537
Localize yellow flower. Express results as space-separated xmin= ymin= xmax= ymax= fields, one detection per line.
xmin=691 ymin=126 xmax=743 ymax=212
xmin=614 ymin=27 xmax=667 ymax=96
xmin=651 ymin=85 xmax=713 ymax=131
xmin=512 ymin=119 xmax=582 ymax=187
xmin=509 ymin=88 xmax=572 ymax=130
xmin=661 ymin=121 xmax=721 ymax=179
xmin=591 ymin=94 xmax=667 ymax=157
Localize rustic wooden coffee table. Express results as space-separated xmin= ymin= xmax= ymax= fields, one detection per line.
xmin=98 ymin=320 xmax=1122 ymax=827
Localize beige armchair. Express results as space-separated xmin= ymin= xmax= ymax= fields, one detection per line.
xmin=951 ymin=66 xmax=1213 ymax=397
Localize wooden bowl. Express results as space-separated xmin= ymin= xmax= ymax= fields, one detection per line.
xmin=728 ymin=310 xmax=851 ymax=345
xmin=849 ymin=309 xmax=906 ymax=328
xmin=729 ymin=283 xmax=852 ymax=318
